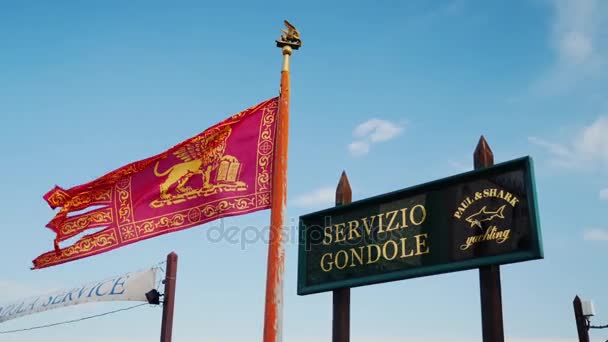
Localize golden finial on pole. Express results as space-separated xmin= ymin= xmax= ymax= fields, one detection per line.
xmin=276 ymin=20 xmax=302 ymax=72
xmin=276 ymin=20 xmax=302 ymax=49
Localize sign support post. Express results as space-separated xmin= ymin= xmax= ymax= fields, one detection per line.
xmin=333 ymin=171 xmax=352 ymax=342
xmin=474 ymin=136 xmax=505 ymax=342
xmin=573 ymin=295 xmax=590 ymax=342
xmin=161 ymin=252 xmax=178 ymax=342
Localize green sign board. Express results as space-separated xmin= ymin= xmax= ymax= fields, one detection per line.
xmin=297 ymin=156 xmax=542 ymax=295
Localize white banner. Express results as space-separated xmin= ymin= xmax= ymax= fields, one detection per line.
xmin=0 ymin=268 xmax=157 ymax=323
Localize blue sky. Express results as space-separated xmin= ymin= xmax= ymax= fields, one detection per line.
xmin=0 ymin=0 xmax=607 ymax=341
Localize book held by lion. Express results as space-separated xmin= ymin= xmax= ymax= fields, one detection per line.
xmin=32 ymin=97 xmax=279 ymax=270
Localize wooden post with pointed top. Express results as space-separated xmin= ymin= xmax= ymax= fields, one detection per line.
xmin=333 ymin=171 xmax=352 ymax=342
xmin=160 ymin=252 xmax=178 ymax=342
xmin=474 ymin=136 xmax=505 ymax=342
xmin=573 ymin=295 xmax=591 ymax=342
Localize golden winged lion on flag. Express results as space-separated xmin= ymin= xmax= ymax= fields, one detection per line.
xmin=151 ymin=125 xmax=246 ymax=207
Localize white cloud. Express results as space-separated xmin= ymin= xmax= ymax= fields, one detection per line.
xmin=527 ymin=136 xmax=578 ymax=169
xmin=553 ymin=0 xmax=598 ymax=67
xmin=600 ymin=188 xmax=608 ymax=200
xmin=348 ymin=141 xmax=370 ymax=156
xmin=575 ymin=116 xmax=608 ymax=162
xmin=584 ymin=228 xmax=608 ymax=241
xmin=529 ymin=116 xmax=608 ymax=169
xmin=353 ymin=118 xmax=403 ymax=143
xmin=292 ymin=187 xmax=334 ymax=208
xmin=560 ymin=30 xmax=593 ymax=65
xmin=531 ymin=0 xmax=607 ymax=94
xmin=528 ymin=136 xmax=574 ymax=160
xmin=349 ymin=118 xmax=403 ymax=156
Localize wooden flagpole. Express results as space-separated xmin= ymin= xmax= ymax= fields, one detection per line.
xmin=263 ymin=21 xmax=301 ymax=342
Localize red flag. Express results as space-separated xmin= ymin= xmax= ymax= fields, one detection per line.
xmin=33 ymin=97 xmax=279 ymax=269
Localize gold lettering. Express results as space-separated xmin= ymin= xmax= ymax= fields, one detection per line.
xmin=410 ymin=204 xmax=427 ymax=226
xmin=456 ymin=188 xmax=520 ymax=222
xmin=377 ymin=213 xmax=385 ymax=233
xmin=460 ymin=237 xmax=474 ymax=250
xmin=385 ymin=210 xmax=400 ymax=231
xmin=323 ymin=226 xmax=333 ymax=245
xmin=382 ymin=240 xmax=399 ymax=260
xmin=335 ymin=250 xmax=348 ymax=269
xmin=335 ymin=223 xmax=346 ymax=243
xmin=350 ymin=247 xmax=364 ymax=267
xmin=362 ymin=216 xmax=376 ymax=236
xmin=367 ymin=244 xmax=381 ymax=264
xmin=496 ymin=229 xmax=511 ymax=243
xmin=459 ymin=227 xmax=512 ymax=250
xmin=414 ymin=233 xmax=430 ymax=255
xmin=401 ymin=208 xmax=410 ymax=227
xmin=400 ymin=237 xmax=414 ymax=258
xmin=320 ymin=253 xmax=333 ymax=272
xmin=347 ymin=220 xmax=361 ymax=240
